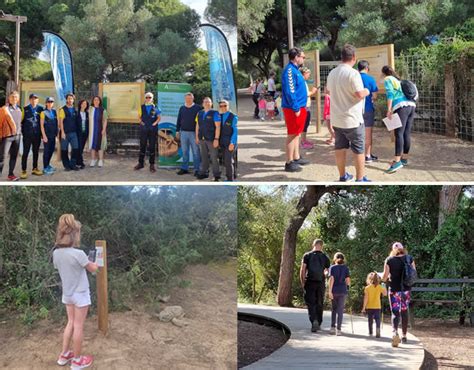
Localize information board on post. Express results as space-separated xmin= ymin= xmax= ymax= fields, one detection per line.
xmin=356 ymin=44 xmax=395 ymax=93
xmin=20 ymin=81 xmax=59 ymax=107
xmin=156 ymin=82 xmax=193 ymax=168
xmin=95 ymin=240 xmax=108 ymax=335
xmin=98 ymin=82 xmax=145 ymax=123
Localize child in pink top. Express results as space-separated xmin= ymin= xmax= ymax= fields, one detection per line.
xmin=323 ymin=93 xmax=335 ymax=145
xmin=258 ymin=94 xmax=267 ymax=121
xmin=266 ymin=96 xmax=275 ymax=120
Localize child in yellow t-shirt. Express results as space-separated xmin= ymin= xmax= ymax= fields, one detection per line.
xmin=362 ymin=272 xmax=387 ymax=337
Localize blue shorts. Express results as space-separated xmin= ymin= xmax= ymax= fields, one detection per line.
xmin=363 ymin=111 xmax=375 ymax=128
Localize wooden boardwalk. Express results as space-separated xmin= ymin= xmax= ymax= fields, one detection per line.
xmin=239 ymin=304 xmax=425 ymax=369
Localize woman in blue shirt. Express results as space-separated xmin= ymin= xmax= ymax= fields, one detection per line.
xmin=382 ymin=66 xmax=416 ymax=174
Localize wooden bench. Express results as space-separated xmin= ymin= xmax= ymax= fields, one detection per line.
xmin=409 ymin=278 xmax=474 ymax=327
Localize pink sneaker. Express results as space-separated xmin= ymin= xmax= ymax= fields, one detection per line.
xmin=57 ymin=350 xmax=74 ymax=366
xmin=70 ymin=355 xmax=93 ymax=369
xmin=301 ymin=140 xmax=314 ymax=149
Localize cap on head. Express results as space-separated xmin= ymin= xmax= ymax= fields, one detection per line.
xmin=29 ymin=93 xmax=39 ymax=100
xmin=145 ymin=92 xmax=154 ymax=99
xmin=45 ymin=97 xmax=55 ymax=103
xmin=392 ymin=242 xmax=404 ymax=250
xmin=218 ymin=99 xmax=229 ymax=106
xmin=300 ymin=66 xmax=310 ymax=74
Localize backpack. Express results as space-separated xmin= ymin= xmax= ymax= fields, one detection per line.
xmin=401 ymin=255 xmax=417 ymax=288
xmin=306 ymin=252 xmax=326 ymax=282
xmin=400 ymin=80 xmax=419 ymax=102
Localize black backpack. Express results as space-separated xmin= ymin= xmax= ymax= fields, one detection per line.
xmin=401 ymin=80 xmax=419 ymax=102
xmin=401 ymin=255 xmax=417 ymax=288
xmin=306 ymin=252 xmax=326 ymax=282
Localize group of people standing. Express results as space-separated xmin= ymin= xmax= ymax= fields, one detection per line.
xmin=280 ymin=45 xmax=417 ymax=180
xmin=300 ymin=239 xmax=416 ymax=347
xmin=173 ymin=93 xmax=238 ymax=182
xmin=0 ymin=90 xmax=107 ymax=180
xmin=0 ymin=90 xmax=238 ymax=181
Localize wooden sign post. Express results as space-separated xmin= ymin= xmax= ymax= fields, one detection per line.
xmin=95 ymin=240 xmax=108 ymax=334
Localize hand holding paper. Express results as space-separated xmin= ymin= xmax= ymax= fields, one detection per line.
xmin=382 ymin=113 xmax=402 ymax=131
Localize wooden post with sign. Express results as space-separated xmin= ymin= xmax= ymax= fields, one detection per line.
xmin=95 ymin=240 xmax=108 ymax=334
xmin=314 ymin=49 xmax=321 ymax=133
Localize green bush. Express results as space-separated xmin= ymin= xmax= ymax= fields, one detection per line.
xmin=0 ymin=186 xmax=237 ymax=324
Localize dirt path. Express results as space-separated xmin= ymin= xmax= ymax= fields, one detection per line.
xmin=0 ymin=260 xmax=237 ymax=369
xmin=237 ymin=93 xmax=474 ymax=182
xmin=412 ymin=318 xmax=474 ymax=370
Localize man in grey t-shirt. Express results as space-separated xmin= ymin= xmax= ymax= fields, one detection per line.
xmin=326 ymin=44 xmax=371 ymax=182
xmin=53 ymin=247 xmax=90 ymax=297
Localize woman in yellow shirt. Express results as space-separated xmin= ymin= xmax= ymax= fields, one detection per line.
xmin=362 ymin=272 xmax=387 ymax=337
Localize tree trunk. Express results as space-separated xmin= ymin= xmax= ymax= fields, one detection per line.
xmin=276 ymin=186 xmax=335 ymax=306
xmin=438 ymin=185 xmax=463 ymax=229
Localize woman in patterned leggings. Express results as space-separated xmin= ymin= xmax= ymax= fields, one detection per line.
xmin=382 ymin=242 xmax=416 ymax=347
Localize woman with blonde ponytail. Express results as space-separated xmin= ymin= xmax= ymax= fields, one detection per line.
xmin=53 ymin=214 xmax=98 ymax=369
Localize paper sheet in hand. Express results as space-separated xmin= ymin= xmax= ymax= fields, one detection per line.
xmin=382 ymin=113 xmax=402 ymax=131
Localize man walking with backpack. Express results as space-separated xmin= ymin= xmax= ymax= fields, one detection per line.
xmin=300 ymin=239 xmax=331 ymax=332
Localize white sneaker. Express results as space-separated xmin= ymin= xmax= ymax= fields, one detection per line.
xmin=90 ymin=159 xmax=97 ymax=167
xmin=329 ymin=327 xmax=336 ymax=335
xmin=98 ymin=160 xmax=103 ymax=168
xmin=336 ymin=329 xmax=342 ymax=336
xmin=57 ymin=351 xmax=74 ymax=366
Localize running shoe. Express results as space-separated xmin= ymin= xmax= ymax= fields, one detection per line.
xmin=392 ymin=333 xmax=401 ymax=347
xmin=285 ymin=161 xmax=302 ymax=172
xmin=386 ymin=161 xmax=404 ymax=173
xmin=356 ymin=176 xmax=372 ymax=182
xmin=32 ymin=168 xmax=43 ymax=176
xmin=57 ymin=351 xmax=74 ymax=366
xmin=311 ymin=321 xmax=320 ymax=332
xmin=293 ymin=157 xmax=310 ymax=166
xmin=70 ymin=355 xmax=93 ymax=369
xmin=339 ymin=172 xmax=354 ymax=182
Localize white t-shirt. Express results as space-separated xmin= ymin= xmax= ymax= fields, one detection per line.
xmin=326 ymin=64 xmax=365 ymax=129
xmin=267 ymin=78 xmax=276 ymax=92
xmin=53 ymin=247 xmax=90 ymax=296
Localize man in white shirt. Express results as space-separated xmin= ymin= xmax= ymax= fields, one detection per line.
xmin=326 ymin=44 xmax=371 ymax=182
xmin=267 ymin=72 xmax=276 ymax=98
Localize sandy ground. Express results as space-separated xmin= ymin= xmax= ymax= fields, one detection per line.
xmin=237 ymin=93 xmax=474 ymax=182
xmin=412 ymin=318 xmax=474 ymax=370
xmin=0 ymin=260 xmax=237 ymax=369
xmin=0 ymin=151 xmax=219 ymax=183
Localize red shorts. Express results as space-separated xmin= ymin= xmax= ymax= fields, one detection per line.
xmin=283 ymin=107 xmax=307 ymax=135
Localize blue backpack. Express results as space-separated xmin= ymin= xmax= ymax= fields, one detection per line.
xmin=402 ymin=255 xmax=417 ymax=288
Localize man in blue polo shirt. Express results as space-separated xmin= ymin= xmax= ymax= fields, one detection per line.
xmin=281 ymin=47 xmax=310 ymax=173
xmin=358 ymin=60 xmax=379 ymax=163
xmin=218 ymin=99 xmax=238 ymax=181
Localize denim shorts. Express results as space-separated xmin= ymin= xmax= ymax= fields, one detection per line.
xmin=334 ymin=123 xmax=365 ymax=154
xmin=363 ymin=111 xmax=375 ymax=128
